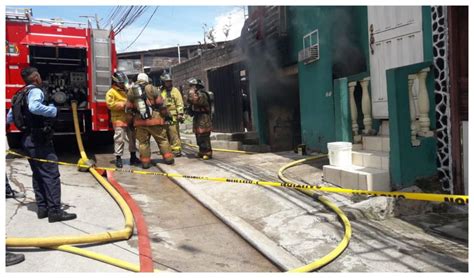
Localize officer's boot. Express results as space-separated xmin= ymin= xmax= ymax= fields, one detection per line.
xmin=6 ymin=252 xmax=25 ymax=266
xmin=48 ymin=209 xmax=77 ymax=223
xmin=37 ymin=207 xmax=48 ymax=219
xmin=129 ymin=152 xmax=140 ymax=165
xmin=115 ymin=156 xmax=123 ymax=168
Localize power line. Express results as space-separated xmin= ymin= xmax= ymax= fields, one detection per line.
xmin=114 ymin=6 xmax=149 ymax=35
xmin=122 ymin=6 xmax=159 ymax=52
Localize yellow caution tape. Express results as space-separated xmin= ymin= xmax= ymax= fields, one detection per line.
xmin=7 ymin=149 xmax=468 ymax=205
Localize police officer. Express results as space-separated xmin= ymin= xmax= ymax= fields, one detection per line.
xmin=106 ymin=71 xmax=139 ymax=168
xmin=186 ymin=78 xmax=213 ymax=160
xmin=6 ymin=67 xmax=76 ymax=223
xmin=160 ymin=73 xmax=184 ymax=157
xmin=126 ymin=73 xmax=175 ymax=168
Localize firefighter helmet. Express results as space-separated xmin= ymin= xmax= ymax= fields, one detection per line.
xmin=112 ymin=71 xmax=129 ymax=86
xmin=187 ymin=78 xmax=204 ymax=89
xmin=161 ymin=73 xmax=172 ymax=81
xmin=137 ymin=73 xmax=149 ymax=83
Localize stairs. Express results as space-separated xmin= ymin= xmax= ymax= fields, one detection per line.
xmin=323 ymin=121 xmax=391 ymax=191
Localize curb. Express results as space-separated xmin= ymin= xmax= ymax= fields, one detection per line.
xmin=155 ymin=163 xmax=304 ymax=271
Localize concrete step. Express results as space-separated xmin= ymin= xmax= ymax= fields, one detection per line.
xmin=241 ymin=144 xmax=271 ymax=153
xmin=352 ymin=143 xmax=363 ymax=151
xmin=211 ymin=133 xmax=233 ymax=141
xmin=211 ymin=140 xmax=243 ymax=150
xmin=352 ymin=150 xmax=389 ymax=170
xmin=362 ymin=135 xmax=390 ymax=152
xmin=323 ymin=165 xmax=390 ymax=192
xmin=210 ymin=131 xmax=259 ymax=142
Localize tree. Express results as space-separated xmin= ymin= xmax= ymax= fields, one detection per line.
xmin=202 ymin=23 xmax=217 ymax=48
xmin=223 ymin=15 xmax=232 ymax=42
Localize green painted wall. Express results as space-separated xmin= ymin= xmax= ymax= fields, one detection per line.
xmin=248 ymin=74 xmax=266 ymax=143
xmin=386 ymin=62 xmax=437 ymax=187
xmin=384 ymin=7 xmax=437 ymax=188
xmin=286 ymin=6 xmax=367 ymax=152
xmin=334 ymin=77 xmax=351 ymax=142
xmin=422 ymin=6 xmax=434 ymax=62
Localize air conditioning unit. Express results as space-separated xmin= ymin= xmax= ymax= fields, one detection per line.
xmin=298 ymin=45 xmax=319 ymax=64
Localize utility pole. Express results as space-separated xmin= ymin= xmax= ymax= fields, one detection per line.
xmin=177 ymin=44 xmax=181 ymax=64
xmin=79 ymin=14 xmax=101 ymax=29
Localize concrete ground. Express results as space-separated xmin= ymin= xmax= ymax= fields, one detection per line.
xmin=5 ymin=154 xmax=139 ymax=272
xmin=5 ymin=134 xmax=468 ymax=272
xmin=94 ymin=154 xmax=279 ymax=272
xmin=5 ymin=136 xmax=278 ymax=272
xmin=156 ymin=141 xmax=468 ymax=272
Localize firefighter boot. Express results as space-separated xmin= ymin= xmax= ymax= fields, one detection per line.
xmin=163 ymin=153 xmax=175 ymax=165
xmin=202 ymin=154 xmax=213 ymax=160
xmin=130 ymin=152 xmax=140 ymax=165
xmin=115 ymin=156 xmax=123 ymax=168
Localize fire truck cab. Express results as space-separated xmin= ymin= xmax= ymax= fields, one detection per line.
xmin=6 ymin=8 xmax=117 ymax=147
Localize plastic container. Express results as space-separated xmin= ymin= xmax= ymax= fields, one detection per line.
xmin=327 ymin=142 xmax=352 ymax=167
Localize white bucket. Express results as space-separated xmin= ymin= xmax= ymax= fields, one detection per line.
xmin=327 ymin=142 xmax=352 ymax=168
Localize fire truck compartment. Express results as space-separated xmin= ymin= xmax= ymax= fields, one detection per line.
xmin=29 ymin=45 xmax=91 ymax=133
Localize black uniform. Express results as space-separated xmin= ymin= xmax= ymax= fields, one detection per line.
xmin=21 ymin=89 xmax=62 ymax=212
xmin=16 ymin=86 xmax=75 ymax=222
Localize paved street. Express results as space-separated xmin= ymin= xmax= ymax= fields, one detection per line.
xmin=5 ymin=136 xmax=279 ymax=272
xmin=5 ymin=135 xmax=469 ymax=272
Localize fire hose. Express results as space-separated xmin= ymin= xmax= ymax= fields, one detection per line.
xmin=277 ymin=155 xmax=352 ymax=272
xmin=6 ymin=101 xmax=156 ymax=272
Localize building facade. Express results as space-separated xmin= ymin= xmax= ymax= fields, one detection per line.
xmin=242 ymin=6 xmax=468 ymax=193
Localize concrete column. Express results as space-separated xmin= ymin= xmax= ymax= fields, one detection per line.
xmin=348 ymin=81 xmax=361 ymax=143
xmin=417 ymin=67 xmax=434 ymax=137
xmin=360 ymin=77 xmax=373 ymax=134
xmin=408 ymin=74 xmax=420 ymax=146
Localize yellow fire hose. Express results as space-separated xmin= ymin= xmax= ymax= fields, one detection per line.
xmin=6 ymin=102 xmax=152 ymax=272
xmin=6 ymin=102 xmax=134 ymax=247
xmin=51 ymin=245 xmax=159 ymax=272
xmin=6 ymin=101 xmax=347 ymax=272
xmin=278 ymin=155 xmax=352 ymax=272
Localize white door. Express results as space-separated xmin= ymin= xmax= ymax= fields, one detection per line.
xmin=368 ymin=6 xmax=424 ymax=118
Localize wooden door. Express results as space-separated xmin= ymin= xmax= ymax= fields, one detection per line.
xmin=368 ymin=6 xmax=424 ymax=118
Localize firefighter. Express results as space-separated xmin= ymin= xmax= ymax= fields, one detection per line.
xmin=160 ymin=73 xmax=184 ymax=157
xmin=186 ymin=78 xmax=213 ymax=160
xmin=106 ymin=71 xmax=139 ymax=168
xmin=126 ymin=73 xmax=175 ymax=168
xmin=6 ymin=67 xmax=77 ymax=223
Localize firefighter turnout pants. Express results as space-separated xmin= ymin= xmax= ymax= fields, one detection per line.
xmin=136 ymin=125 xmax=174 ymax=164
xmin=166 ymin=122 xmax=182 ymax=154
xmin=196 ymin=132 xmax=212 ymax=158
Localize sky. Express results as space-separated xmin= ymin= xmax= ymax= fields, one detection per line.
xmin=10 ymin=5 xmax=247 ymax=53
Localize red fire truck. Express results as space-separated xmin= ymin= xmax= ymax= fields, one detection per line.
xmin=6 ymin=8 xmax=117 ymax=147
